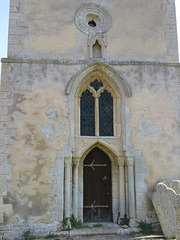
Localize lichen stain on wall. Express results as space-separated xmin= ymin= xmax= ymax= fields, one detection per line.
xmin=129 ymin=88 xmax=180 ymax=189
xmin=5 ymin=87 xmax=69 ymax=223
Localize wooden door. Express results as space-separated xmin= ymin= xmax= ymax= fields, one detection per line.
xmin=83 ymin=147 xmax=112 ymax=222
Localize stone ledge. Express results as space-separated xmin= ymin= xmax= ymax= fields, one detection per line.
xmin=1 ymin=58 xmax=180 ymax=67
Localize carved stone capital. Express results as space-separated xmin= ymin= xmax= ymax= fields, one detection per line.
xmin=118 ymin=156 xmax=125 ymax=166
xmin=64 ymin=157 xmax=72 ymax=168
xmin=73 ymin=157 xmax=80 ymax=167
xmin=126 ymin=156 xmax=134 ymax=167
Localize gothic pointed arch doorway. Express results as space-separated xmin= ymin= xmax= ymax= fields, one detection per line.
xmin=83 ymin=147 xmax=112 ymax=222
xmin=66 ymin=63 xmax=136 ymax=224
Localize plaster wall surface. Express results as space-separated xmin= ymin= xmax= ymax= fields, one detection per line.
xmin=0 ymin=0 xmax=180 ymax=238
xmin=8 ymin=0 xmax=178 ymax=61
xmin=0 ymin=60 xmax=180 ymax=228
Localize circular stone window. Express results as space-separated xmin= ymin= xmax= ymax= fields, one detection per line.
xmin=75 ymin=4 xmax=112 ymax=34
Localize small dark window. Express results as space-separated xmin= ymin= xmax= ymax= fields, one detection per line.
xmin=99 ymin=90 xmax=113 ymax=136
xmin=88 ymin=20 xmax=96 ymax=27
xmin=80 ymin=90 xmax=95 ymax=136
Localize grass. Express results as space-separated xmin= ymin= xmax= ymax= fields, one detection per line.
xmin=23 ymin=230 xmax=36 ymax=240
xmin=62 ymin=215 xmax=89 ymax=230
xmin=45 ymin=232 xmax=57 ymax=239
xmin=138 ymin=220 xmax=154 ymax=235
xmin=70 ymin=215 xmax=89 ymax=229
xmin=92 ymin=223 xmax=103 ymax=228
xmin=129 ymin=231 xmax=136 ymax=237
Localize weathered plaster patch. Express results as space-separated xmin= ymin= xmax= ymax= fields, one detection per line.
xmin=3 ymin=87 xmax=69 ymax=224
xmin=45 ymin=106 xmax=60 ymax=122
xmin=22 ymin=149 xmax=31 ymax=157
xmin=39 ymin=123 xmax=60 ymax=142
xmin=59 ymin=121 xmax=66 ymax=129
xmin=173 ymin=148 xmax=180 ymax=156
xmin=177 ymin=122 xmax=180 ymax=135
xmin=59 ymin=122 xmax=67 ymax=135
xmin=137 ymin=116 xmax=158 ymax=138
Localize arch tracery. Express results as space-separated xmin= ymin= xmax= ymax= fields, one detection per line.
xmin=66 ymin=62 xmax=132 ymax=138
xmin=65 ymin=62 xmax=135 ymax=224
xmin=66 ymin=62 xmax=132 ymax=98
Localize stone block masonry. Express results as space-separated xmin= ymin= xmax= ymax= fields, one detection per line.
xmin=0 ymin=194 xmax=12 ymax=224
xmin=0 ymin=91 xmax=14 ymax=223
xmin=162 ymin=0 xmax=178 ymax=60
xmin=8 ymin=0 xmax=28 ymax=58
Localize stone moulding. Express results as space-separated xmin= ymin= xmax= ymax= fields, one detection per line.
xmin=2 ymin=58 xmax=180 ymax=67
xmin=74 ymin=3 xmax=113 ymax=35
xmin=66 ymin=61 xmax=130 ymax=138
xmin=73 ymin=137 xmax=121 ymax=159
xmin=65 ymin=61 xmax=132 ymax=97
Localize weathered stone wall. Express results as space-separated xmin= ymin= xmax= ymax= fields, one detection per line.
xmin=8 ymin=0 xmax=178 ymax=61
xmin=0 ymin=59 xmax=180 ymax=227
xmin=0 ymin=0 xmax=179 ymax=238
xmin=0 ymin=61 xmax=78 ymax=227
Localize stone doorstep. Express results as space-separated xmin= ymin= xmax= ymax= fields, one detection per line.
xmin=63 ymin=223 xmax=139 ymax=237
xmin=0 ymin=223 xmax=140 ymax=239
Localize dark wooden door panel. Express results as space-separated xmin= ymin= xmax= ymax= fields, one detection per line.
xmin=83 ymin=147 xmax=112 ymax=222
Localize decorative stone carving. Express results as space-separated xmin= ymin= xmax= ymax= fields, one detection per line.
xmin=126 ymin=157 xmax=134 ymax=167
xmin=45 ymin=106 xmax=60 ymax=122
xmin=39 ymin=123 xmax=60 ymax=142
xmin=75 ymin=4 xmax=112 ymax=35
xmin=152 ymin=182 xmax=177 ymax=239
xmin=88 ymin=34 xmax=107 ymax=58
xmin=118 ymin=156 xmax=125 ymax=166
xmin=75 ymin=4 xmax=112 ymax=58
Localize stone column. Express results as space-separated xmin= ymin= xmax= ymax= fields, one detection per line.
xmin=72 ymin=157 xmax=80 ymax=219
xmin=127 ymin=157 xmax=136 ymax=222
xmin=118 ymin=156 xmax=126 ymax=218
xmin=95 ymin=98 xmax=99 ymax=136
xmin=64 ymin=157 xmax=72 ymax=219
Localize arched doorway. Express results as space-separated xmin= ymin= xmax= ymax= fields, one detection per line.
xmin=83 ymin=147 xmax=112 ymax=222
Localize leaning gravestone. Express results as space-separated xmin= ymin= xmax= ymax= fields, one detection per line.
xmin=175 ymin=194 xmax=180 ymax=240
xmin=152 ymin=182 xmax=177 ymax=239
xmin=160 ymin=179 xmax=180 ymax=195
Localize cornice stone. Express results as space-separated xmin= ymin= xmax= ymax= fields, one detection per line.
xmin=2 ymin=58 xmax=180 ymax=67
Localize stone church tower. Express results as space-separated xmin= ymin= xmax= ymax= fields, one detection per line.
xmin=0 ymin=0 xmax=180 ymax=237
